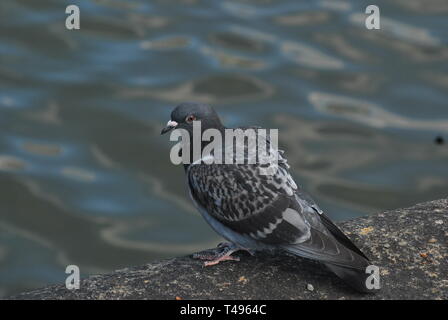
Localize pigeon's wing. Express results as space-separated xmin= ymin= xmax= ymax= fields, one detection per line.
xmin=296 ymin=188 xmax=370 ymax=261
xmin=318 ymin=211 xmax=369 ymax=260
xmin=187 ymin=158 xmax=312 ymax=245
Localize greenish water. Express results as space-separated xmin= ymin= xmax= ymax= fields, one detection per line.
xmin=1 ymin=0 xmax=447 ymax=297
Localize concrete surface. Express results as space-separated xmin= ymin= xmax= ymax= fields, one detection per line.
xmin=9 ymin=198 xmax=448 ymax=300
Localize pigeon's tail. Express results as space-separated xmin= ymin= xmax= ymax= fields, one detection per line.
xmin=282 ymin=227 xmax=377 ymax=293
xmin=286 ymin=245 xmax=374 ymax=293
xmin=324 ymin=262 xmax=373 ymax=293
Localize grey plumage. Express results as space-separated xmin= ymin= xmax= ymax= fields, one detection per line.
xmin=162 ymin=102 xmax=374 ymax=293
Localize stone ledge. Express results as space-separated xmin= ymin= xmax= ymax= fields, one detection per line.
xmin=9 ymin=199 xmax=448 ymax=300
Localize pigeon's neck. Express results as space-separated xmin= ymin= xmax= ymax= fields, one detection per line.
xmin=182 ymin=124 xmax=227 ymax=171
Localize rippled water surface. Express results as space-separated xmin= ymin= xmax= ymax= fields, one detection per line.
xmin=1 ymin=0 xmax=448 ymax=296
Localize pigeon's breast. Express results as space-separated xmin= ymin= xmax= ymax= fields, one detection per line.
xmin=188 ymin=186 xmax=272 ymax=250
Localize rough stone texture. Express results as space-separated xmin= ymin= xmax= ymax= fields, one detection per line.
xmin=9 ymin=199 xmax=448 ymax=300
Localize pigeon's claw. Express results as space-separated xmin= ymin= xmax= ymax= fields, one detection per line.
xmin=192 ymin=242 xmax=251 ymax=267
xmin=217 ymin=242 xmax=255 ymax=255
xmin=203 ymin=254 xmax=240 ymax=267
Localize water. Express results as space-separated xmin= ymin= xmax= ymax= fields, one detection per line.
xmin=1 ymin=0 xmax=447 ymax=297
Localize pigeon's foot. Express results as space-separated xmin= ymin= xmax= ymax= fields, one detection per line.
xmin=192 ymin=242 xmax=254 ymax=267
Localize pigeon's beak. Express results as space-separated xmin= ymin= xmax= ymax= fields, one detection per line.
xmin=161 ymin=120 xmax=178 ymax=135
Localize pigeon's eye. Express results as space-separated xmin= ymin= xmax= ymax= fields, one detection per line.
xmin=185 ymin=115 xmax=196 ymax=123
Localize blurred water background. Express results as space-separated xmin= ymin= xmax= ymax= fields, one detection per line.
xmin=1 ymin=0 xmax=447 ymax=297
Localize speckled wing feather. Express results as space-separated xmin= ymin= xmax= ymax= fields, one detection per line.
xmin=188 ymin=159 xmax=313 ymax=244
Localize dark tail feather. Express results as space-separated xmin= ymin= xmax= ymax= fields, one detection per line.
xmin=325 ymin=263 xmax=376 ymax=293
xmin=282 ymin=226 xmax=378 ymax=293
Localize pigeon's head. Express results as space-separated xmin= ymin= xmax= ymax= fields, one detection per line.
xmin=161 ymin=102 xmax=224 ymax=135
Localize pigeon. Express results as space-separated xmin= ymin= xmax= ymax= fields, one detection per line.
xmin=161 ymin=102 xmax=375 ymax=293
